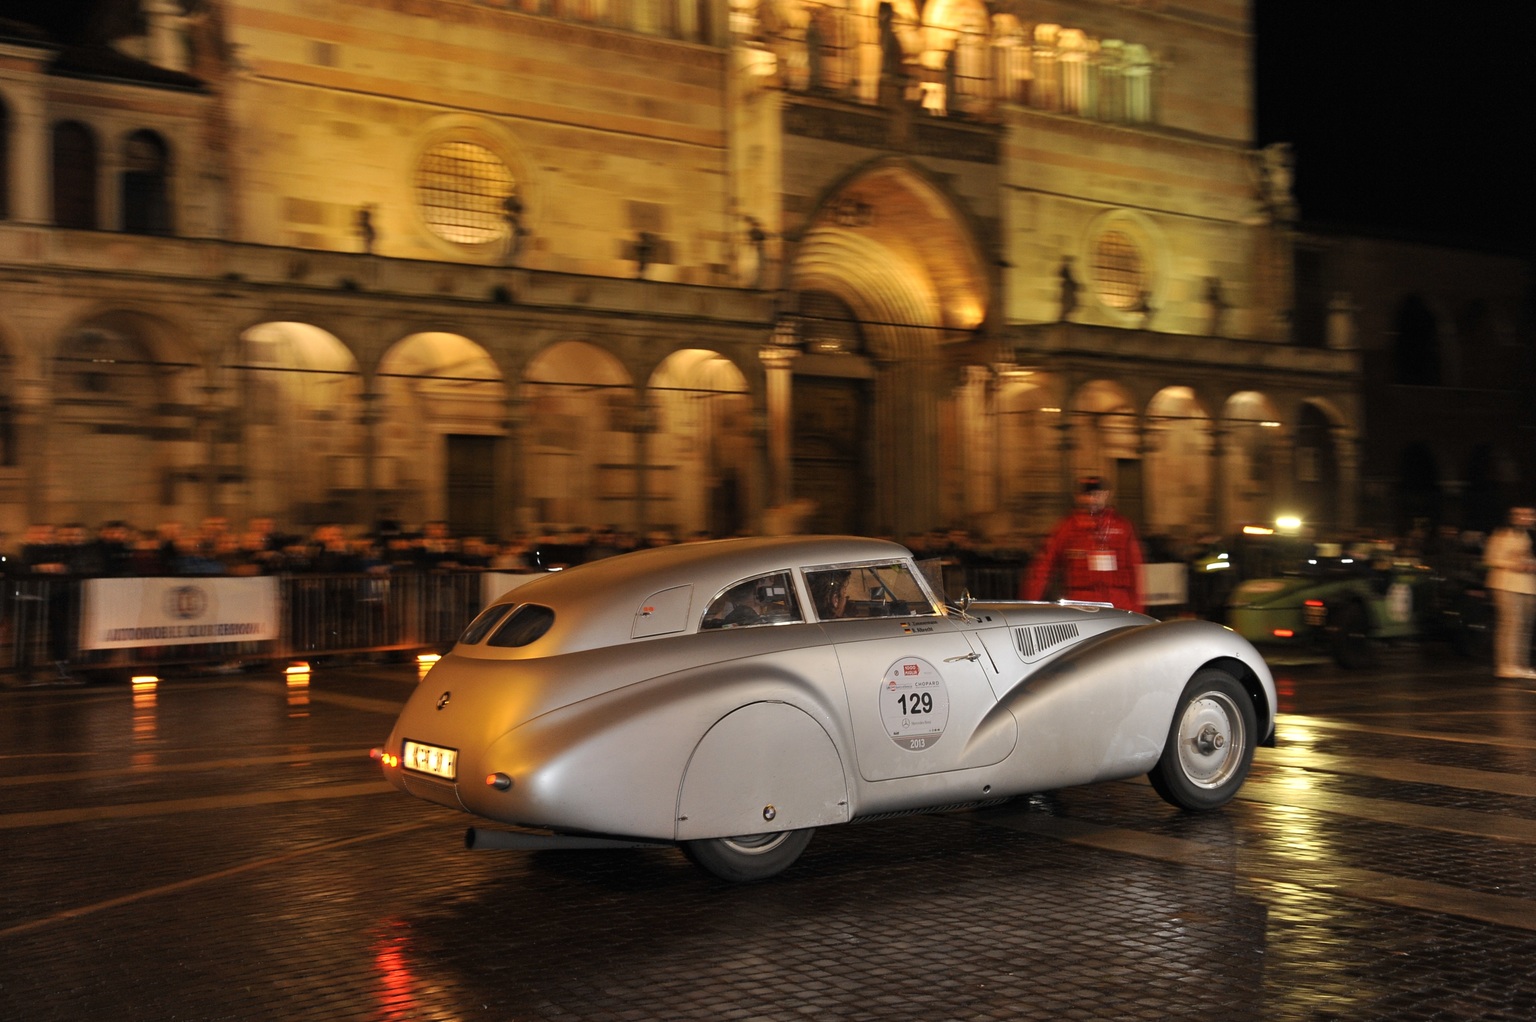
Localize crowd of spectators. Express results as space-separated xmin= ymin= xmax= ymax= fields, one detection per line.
xmin=1 ymin=518 xmax=1029 ymax=580
xmin=5 ymin=518 xmax=522 ymax=578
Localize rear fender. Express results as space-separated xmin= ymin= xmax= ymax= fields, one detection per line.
xmin=676 ymin=702 xmax=850 ymax=840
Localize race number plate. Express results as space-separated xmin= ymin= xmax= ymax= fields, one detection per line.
xmin=402 ymin=740 xmax=458 ymax=781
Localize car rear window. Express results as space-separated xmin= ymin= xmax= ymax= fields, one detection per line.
xmin=486 ymin=604 xmax=556 ymax=648
xmin=459 ymin=605 xmax=511 ymax=645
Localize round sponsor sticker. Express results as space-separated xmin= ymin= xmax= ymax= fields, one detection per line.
xmin=879 ymin=656 xmax=949 ymax=751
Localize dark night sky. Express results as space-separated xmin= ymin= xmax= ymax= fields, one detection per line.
xmin=1254 ymin=2 xmax=1535 ymax=258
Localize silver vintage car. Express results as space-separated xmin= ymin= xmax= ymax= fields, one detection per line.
xmin=377 ymin=536 xmax=1276 ymax=880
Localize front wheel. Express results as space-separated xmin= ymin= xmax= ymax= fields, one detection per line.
xmin=682 ymin=828 xmax=815 ymax=882
xmin=1148 ymin=669 xmax=1257 ymax=811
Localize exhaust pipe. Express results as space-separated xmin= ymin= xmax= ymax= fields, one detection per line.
xmin=465 ymin=826 xmax=669 ymax=851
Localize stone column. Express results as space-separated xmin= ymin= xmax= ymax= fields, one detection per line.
xmin=632 ymin=393 xmax=653 ymax=535
xmin=5 ymin=70 xmax=51 ymax=224
xmin=198 ymin=382 xmax=224 ymax=516
xmin=960 ymin=365 xmax=992 ymax=529
xmin=1208 ymin=425 xmax=1229 ymax=535
xmin=499 ymin=396 xmax=526 ymax=541
xmin=1335 ymin=427 xmax=1360 ymax=530
xmin=759 ymin=343 xmax=798 ymax=507
xmin=13 ymin=378 xmax=49 ymax=523
xmin=359 ymin=384 xmax=380 ymax=530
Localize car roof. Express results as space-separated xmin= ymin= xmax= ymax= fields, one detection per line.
xmin=478 ymin=535 xmax=914 ymax=654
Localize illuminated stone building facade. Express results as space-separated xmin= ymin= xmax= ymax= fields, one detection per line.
xmin=0 ymin=0 xmax=1520 ymax=548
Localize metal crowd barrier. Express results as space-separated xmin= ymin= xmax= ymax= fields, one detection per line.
xmin=2 ymin=572 xmax=490 ymax=680
xmin=3 ymin=561 xmax=1160 ymax=681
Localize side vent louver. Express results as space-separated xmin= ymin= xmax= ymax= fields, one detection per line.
xmin=1015 ymin=622 xmax=1080 ymax=659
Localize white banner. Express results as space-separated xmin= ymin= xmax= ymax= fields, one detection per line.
xmin=1141 ymin=562 xmax=1190 ymax=607
xmin=79 ymin=577 xmax=281 ymax=650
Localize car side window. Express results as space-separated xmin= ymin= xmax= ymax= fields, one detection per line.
xmin=700 ymin=572 xmax=802 ymax=629
xmin=486 ymin=604 xmax=556 ymax=647
xmin=806 ymin=561 xmax=941 ymax=620
xmin=459 ymin=604 xmax=511 ymax=645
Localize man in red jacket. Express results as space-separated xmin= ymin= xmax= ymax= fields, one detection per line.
xmin=1021 ymin=475 xmax=1145 ymax=613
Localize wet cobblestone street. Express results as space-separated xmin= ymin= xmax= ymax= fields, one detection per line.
xmin=4 ymin=648 xmax=1535 ymax=1021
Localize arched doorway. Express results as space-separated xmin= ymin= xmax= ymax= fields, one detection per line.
xmin=1221 ymin=391 xmax=1285 ymax=531
xmin=378 ymin=332 xmax=508 ymax=537
xmin=52 ymin=313 xmax=205 ymax=526
xmin=648 ymin=349 xmax=753 ymax=538
xmin=521 ymin=341 xmax=637 ymax=532
xmin=1070 ymin=380 xmax=1141 ymax=525
xmin=1294 ymin=401 xmax=1343 ymax=532
xmin=786 ymin=160 xmax=990 ymax=538
xmin=996 ymin=369 xmax=1062 ymax=537
xmin=1145 ymin=386 xmax=1213 ymax=543
xmin=1397 ymin=442 xmax=1441 ymax=536
xmin=236 ymin=321 xmax=363 ymax=527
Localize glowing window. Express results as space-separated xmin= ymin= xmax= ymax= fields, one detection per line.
xmin=1092 ymin=230 xmax=1145 ymax=310
xmin=415 ymin=141 xmax=515 ymax=246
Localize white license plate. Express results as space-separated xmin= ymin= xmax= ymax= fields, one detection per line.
xmin=402 ymin=740 xmax=458 ymax=781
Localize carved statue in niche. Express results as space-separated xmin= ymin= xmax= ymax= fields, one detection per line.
xmin=1253 ymin=142 xmax=1297 ymax=222
xmin=1058 ymin=255 xmax=1080 ymax=322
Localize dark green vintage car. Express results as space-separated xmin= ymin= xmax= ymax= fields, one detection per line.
xmin=1226 ymin=545 xmax=1490 ymax=668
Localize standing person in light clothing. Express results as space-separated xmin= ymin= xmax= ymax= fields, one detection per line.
xmin=1485 ymin=505 xmax=1536 ymax=679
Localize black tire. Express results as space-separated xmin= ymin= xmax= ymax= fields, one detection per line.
xmin=1148 ymin=668 xmax=1257 ymax=812
xmin=1452 ymin=598 xmax=1494 ymax=661
xmin=1331 ymin=601 xmax=1375 ymax=669
xmin=681 ymin=828 xmax=814 ymax=882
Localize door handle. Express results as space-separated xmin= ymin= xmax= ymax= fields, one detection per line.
xmin=944 ymin=652 xmax=981 ymax=662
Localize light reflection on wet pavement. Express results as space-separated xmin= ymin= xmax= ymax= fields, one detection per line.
xmin=3 ymin=648 xmax=1535 ymax=1021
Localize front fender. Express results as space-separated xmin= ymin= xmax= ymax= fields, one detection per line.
xmin=998 ymin=619 xmax=1275 ymax=790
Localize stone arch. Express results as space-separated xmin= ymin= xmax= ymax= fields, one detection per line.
xmin=1145 ymin=385 xmax=1213 ymax=542
xmin=0 ymin=322 xmax=15 ymax=465
xmin=1462 ymin=443 xmax=1509 ymax=534
xmin=1220 ymin=390 xmax=1285 ymax=532
xmin=0 ymin=91 xmax=10 ymax=220
xmin=647 ymin=349 xmax=753 ymax=538
xmin=1293 ymin=398 xmax=1347 ymax=533
xmin=785 ymin=157 xmax=990 ymax=536
xmin=1069 ymin=378 xmax=1141 ymax=522
xmin=236 ymin=321 xmax=365 ymax=528
xmin=1397 ymin=441 xmax=1442 ymax=535
xmin=521 ymin=340 xmax=638 ymax=531
xmin=996 ymin=368 xmax=1064 ymax=536
xmin=49 ymin=308 xmax=206 ymax=526
xmin=378 ymin=331 xmax=509 ymax=535
xmin=1392 ymin=293 xmax=1443 ymax=387
xmin=52 ymin=120 xmax=99 ymax=229
xmin=121 ymin=127 xmax=173 ymax=235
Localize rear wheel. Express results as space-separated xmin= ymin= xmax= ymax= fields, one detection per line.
xmin=1330 ymin=601 xmax=1375 ymax=668
xmin=1148 ymin=669 xmax=1257 ymax=811
xmin=681 ymin=828 xmax=814 ymax=882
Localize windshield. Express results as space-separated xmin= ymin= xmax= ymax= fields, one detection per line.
xmin=803 ymin=560 xmax=941 ymax=621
